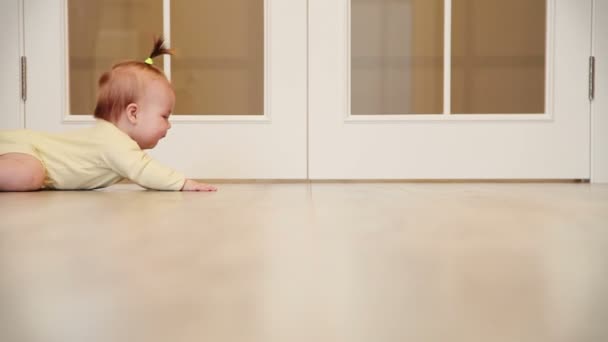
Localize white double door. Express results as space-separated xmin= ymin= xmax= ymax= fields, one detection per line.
xmin=19 ymin=0 xmax=594 ymax=179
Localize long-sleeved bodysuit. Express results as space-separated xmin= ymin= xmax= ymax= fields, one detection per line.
xmin=0 ymin=119 xmax=186 ymax=190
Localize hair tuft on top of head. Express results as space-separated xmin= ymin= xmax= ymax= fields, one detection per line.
xmin=93 ymin=35 xmax=175 ymax=123
xmin=149 ymin=36 xmax=174 ymax=60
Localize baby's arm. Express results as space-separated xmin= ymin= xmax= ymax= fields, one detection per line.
xmin=102 ymin=147 xmax=197 ymax=191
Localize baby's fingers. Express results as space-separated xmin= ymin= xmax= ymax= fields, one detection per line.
xmin=198 ymin=184 xmax=217 ymax=192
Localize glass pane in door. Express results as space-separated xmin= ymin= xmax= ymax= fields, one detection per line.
xmin=351 ymin=0 xmax=444 ymax=115
xmin=68 ymin=0 xmax=163 ymax=115
xmin=171 ymin=0 xmax=264 ymax=115
xmin=451 ymin=0 xmax=546 ymax=114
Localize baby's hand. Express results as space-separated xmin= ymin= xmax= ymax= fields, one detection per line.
xmin=181 ymin=179 xmax=218 ymax=192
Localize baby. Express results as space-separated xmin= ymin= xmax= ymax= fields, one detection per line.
xmin=0 ymin=37 xmax=217 ymax=192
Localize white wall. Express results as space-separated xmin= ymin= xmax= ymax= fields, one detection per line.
xmin=0 ymin=0 xmax=23 ymax=130
xmin=592 ymin=0 xmax=608 ymax=183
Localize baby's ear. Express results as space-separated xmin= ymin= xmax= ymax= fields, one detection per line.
xmin=125 ymin=103 xmax=139 ymax=124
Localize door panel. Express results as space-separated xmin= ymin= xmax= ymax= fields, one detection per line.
xmin=309 ymin=0 xmax=591 ymax=179
xmin=171 ymin=1 xmax=265 ymax=115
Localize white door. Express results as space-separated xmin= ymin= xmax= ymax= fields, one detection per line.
xmin=0 ymin=0 xmax=23 ymax=130
xmin=24 ymin=0 xmax=307 ymax=179
xmin=309 ymin=0 xmax=592 ymax=179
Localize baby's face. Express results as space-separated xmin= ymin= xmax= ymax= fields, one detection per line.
xmin=133 ymin=79 xmax=176 ymax=149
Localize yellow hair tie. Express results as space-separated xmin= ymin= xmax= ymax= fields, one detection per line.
xmin=144 ymin=57 xmax=154 ymax=65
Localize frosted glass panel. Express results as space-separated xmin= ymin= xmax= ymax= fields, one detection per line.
xmin=452 ymin=0 xmax=546 ymax=114
xmin=68 ymin=0 xmax=163 ymax=115
xmin=172 ymin=0 xmax=264 ymax=115
xmin=351 ymin=0 xmax=444 ymax=115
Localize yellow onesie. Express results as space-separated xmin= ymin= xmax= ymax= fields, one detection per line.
xmin=0 ymin=119 xmax=186 ymax=190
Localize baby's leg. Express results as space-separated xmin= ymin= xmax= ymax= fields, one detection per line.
xmin=0 ymin=153 xmax=46 ymax=191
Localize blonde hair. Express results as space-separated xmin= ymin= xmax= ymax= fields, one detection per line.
xmin=94 ymin=37 xmax=173 ymax=122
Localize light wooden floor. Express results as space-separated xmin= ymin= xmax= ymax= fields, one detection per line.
xmin=1 ymin=182 xmax=608 ymax=342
